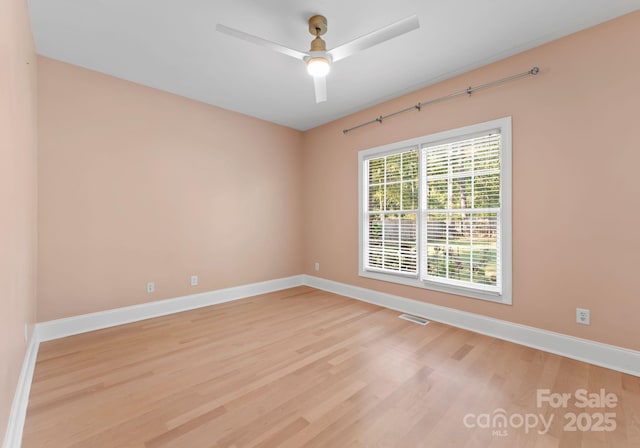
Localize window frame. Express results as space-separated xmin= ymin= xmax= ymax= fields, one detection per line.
xmin=358 ymin=117 xmax=512 ymax=305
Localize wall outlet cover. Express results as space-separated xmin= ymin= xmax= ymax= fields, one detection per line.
xmin=576 ymin=308 xmax=590 ymax=325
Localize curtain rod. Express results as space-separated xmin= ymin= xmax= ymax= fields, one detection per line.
xmin=342 ymin=66 xmax=539 ymax=134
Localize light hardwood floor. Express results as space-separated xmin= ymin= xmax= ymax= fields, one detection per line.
xmin=23 ymin=287 xmax=640 ymax=447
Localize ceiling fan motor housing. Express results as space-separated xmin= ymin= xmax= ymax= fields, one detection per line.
xmin=310 ymin=36 xmax=327 ymax=51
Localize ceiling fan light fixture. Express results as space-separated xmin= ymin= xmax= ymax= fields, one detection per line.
xmin=306 ymin=57 xmax=330 ymax=77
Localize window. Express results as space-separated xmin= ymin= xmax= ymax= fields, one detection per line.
xmin=359 ymin=117 xmax=512 ymax=304
xmin=366 ymin=149 xmax=418 ymax=274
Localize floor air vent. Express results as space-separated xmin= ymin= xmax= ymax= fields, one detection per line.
xmin=398 ymin=314 xmax=430 ymax=326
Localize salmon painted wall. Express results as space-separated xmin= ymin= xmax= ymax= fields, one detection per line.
xmin=37 ymin=57 xmax=303 ymax=321
xmin=0 ymin=0 xmax=38 ymax=441
xmin=302 ymin=11 xmax=640 ymax=351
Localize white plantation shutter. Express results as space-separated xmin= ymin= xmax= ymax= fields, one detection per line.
xmin=422 ymin=132 xmax=502 ymax=292
xmin=364 ymin=149 xmax=419 ymax=275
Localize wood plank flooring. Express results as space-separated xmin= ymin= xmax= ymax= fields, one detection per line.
xmin=23 ymin=286 xmax=640 ymax=447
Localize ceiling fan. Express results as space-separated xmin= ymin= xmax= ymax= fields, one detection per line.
xmin=216 ymin=14 xmax=420 ymax=103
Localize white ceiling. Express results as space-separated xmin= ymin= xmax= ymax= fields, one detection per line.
xmin=28 ymin=0 xmax=640 ymax=131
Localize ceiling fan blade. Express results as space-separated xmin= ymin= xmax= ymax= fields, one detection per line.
xmin=216 ymin=24 xmax=308 ymax=61
xmin=313 ymin=76 xmax=327 ymax=103
xmin=328 ymin=15 xmax=419 ymax=62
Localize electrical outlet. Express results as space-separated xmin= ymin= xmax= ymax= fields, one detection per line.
xmin=314 ymin=262 xmax=320 ymax=272
xmin=576 ymin=308 xmax=590 ymax=325
xmin=190 ymin=275 xmax=198 ymax=286
xmin=147 ymin=282 xmax=155 ymax=293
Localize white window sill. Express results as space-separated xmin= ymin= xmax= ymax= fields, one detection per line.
xmin=359 ymin=269 xmax=512 ymax=305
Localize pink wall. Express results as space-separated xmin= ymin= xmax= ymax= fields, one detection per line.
xmin=37 ymin=57 xmax=303 ymax=321
xmin=0 ymin=0 xmax=38 ymax=441
xmin=302 ymin=11 xmax=640 ymax=351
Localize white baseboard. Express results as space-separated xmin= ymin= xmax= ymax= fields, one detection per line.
xmin=37 ymin=275 xmax=305 ymax=342
xmin=2 ymin=332 xmax=39 ymax=448
xmin=33 ymin=274 xmax=640 ymax=376
xmin=303 ymin=275 xmax=640 ymax=377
